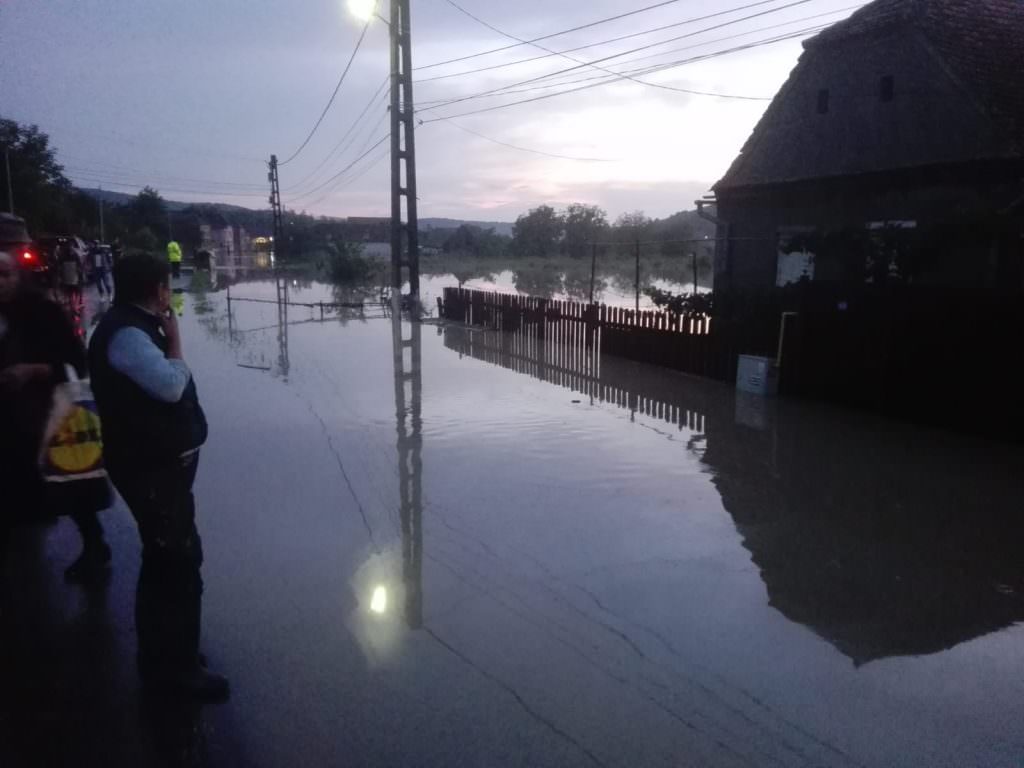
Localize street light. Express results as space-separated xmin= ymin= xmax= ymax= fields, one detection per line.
xmin=347 ymin=0 xmax=378 ymax=23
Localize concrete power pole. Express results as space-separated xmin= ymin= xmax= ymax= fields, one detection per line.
xmin=390 ymin=0 xmax=420 ymax=301
xmin=4 ymin=148 xmax=13 ymax=214
xmin=267 ymin=154 xmax=284 ymax=262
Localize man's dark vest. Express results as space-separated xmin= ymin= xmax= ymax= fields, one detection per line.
xmin=88 ymin=304 xmax=207 ymax=468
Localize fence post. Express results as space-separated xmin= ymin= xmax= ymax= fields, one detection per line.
xmin=635 ymin=239 xmax=641 ymax=312
xmin=589 ymin=242 xmax=597 ymax=304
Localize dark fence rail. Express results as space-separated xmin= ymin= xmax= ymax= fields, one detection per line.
xmin=439 ymin=287 xmax=744 ymax=381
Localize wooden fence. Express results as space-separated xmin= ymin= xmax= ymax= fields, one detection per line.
xmin=440 ymin=287 xmax=744 ymax=381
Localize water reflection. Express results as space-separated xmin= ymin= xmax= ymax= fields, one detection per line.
xmin=443 ymin=323 xmax=1024 ymax=664
xmin=391 ymin=295 xmax=423 ymax=629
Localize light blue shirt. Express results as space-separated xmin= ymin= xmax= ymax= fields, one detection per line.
xmin=108 ymin=326 xmax=191 ymax=403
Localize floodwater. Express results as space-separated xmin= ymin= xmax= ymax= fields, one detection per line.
xmin=215 ymin=258 xmax=707 ymax=312
xmin=5 ymin=279 xmax=1024 ymax=767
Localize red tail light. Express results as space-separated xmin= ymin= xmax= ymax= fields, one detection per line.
xmin=21 ymin=250 xmax=37 ymax=264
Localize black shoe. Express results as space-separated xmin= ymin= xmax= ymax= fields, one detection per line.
xmin=64 ymin=543 xmax=112 ymax=583
xmin=142 ymin=666 xmax=230 ymax=703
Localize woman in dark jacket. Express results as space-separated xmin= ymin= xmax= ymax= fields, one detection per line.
xmin=0 ymin=250 xmax=111 ymax=582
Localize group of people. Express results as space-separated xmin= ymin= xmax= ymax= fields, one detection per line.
xmin=1 ymin=238 xmax=227 ymax=702
xmin=53 ymin=240 xmax=117 ymax=306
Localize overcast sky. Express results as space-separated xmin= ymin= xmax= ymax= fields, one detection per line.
xmin=0 ymin=0 xmax=859 ymax=221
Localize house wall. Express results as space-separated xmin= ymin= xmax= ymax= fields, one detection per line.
xmin=718 ymin=169 xmax=1024 ymax=296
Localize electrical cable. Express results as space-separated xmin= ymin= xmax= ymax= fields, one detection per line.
xmin=419 ymin=24 xmax=826 ymax=123
xmin=418 ymin=0 xmax=817 ymax=115
xmin=442 ymin=0 xmax=771 ymax=100
xmin=440 ymin=121 xmax=615 ymax=162
xmin=282 ymin=75 xmax=391 ymax=193
xmin=279 ymin=20 xmax=371 ymax=166
xmin=419 ymin=0 xmax=786 ymax=85
xmin=415 ymin=0 xmax=692 ymax=71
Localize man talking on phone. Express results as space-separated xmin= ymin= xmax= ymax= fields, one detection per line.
xmin=88 ymin=254 xmax=228 ymax=701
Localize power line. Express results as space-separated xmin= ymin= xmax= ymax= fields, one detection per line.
xmin=441 ymin=0 xmax=770 ymax=100
xmin=282 ymin=75 xmax=390 ymax=193
xmin=419 ymin=25 xmax=825 ymax=123
xmin=280 ymin=20 xmax=371 ymax=166
xmin=284 ymin=134 xmax=390 ymax=204
xmin=417 ymin=0 xmax=785 ymax=85
xmin=287 ymin=107 xmax=391 ymax=204
xmin=415 ymin=0 xmax=692 ymax=71
xmin=413 ymin=9 xmax=850 ymax=108
xmin=66 ymin=174 xmax=269 ymax=200
xmin=300 ymin=144 xmax=392 ymax=210
xmin=61 ymin=161 xmax=266 ymax=191
xmin=418 ymin=0 xmax=817 ymax=115
xmin=440 ymin=120 xmax=616 ymax=162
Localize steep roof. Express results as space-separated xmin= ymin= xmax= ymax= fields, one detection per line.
xmin=716 ymin=0 xmax=1024 ymax=190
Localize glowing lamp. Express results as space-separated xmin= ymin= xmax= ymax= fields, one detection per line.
xmin=348 ymin=0 xmax=377 ymax=22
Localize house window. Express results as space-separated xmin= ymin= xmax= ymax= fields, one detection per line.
xmin=880 ymin=75 xmax=895 ymax=102
xmin=816 ymin=88 xmax=830 ymax=114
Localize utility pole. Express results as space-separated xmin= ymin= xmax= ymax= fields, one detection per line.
xmin=691 ymin=250 xmax=698 ymax=294
xmin=4 ymin=148 xmax=14 ymax=214
xmin=268 ymin=154 xmax=284 ymax=262
xmin=635 ymin=239 xmax=641 ymax=312
xmin=167 ymin=210 xmax=173 ymax=242
xmin=99 ymin=188 xmax=105 ymax=242
xmin=390 ymin=0 xmax=420 ymax=302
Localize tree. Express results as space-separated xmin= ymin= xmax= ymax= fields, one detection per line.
xmin=512 ymin=205 xmax=563 ymax=258
xmin=562 ymin=203 xmax=608 ymax=259
xmin=133 ymin=187 xmax=167 ymax=239
xmin=442 ymin=224 xmax=508 ymax=258
xmin=0 ymin=116 xmax=93 ymax=235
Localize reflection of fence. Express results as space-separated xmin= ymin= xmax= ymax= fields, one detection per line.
xmin=443 ymin=324 xmax=711 ymax=435
xmin=440 ymin=287 xmax=740 ymax=381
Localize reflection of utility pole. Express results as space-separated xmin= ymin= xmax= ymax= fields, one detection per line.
xmin=392 ymin=294 xmax=423 ymax=628
xmin=4 ymin=148 xmax=14 ymax=214
xmin=389 ymin=0 xmax=420 ymax=300
xmin=275 ymin=275 xmax=290 ymax=379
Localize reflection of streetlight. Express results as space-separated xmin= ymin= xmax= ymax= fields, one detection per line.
xmin=370 ymin=585 xmax=388 ymax=614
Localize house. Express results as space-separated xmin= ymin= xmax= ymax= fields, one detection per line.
xmin=710 ymin=0 xmax=1024 ymax=299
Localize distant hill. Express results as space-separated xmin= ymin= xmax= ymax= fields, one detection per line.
xmin=78 ymin=187 xmax=257 ymax=214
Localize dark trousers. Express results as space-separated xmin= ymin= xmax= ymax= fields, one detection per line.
xmin=108 ymin=452 xmax=203 ymax=678
xmin=170 ymin=262 xmax=181 ymax=279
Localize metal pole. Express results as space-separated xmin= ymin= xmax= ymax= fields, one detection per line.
xmin=589 ymin=242 xmax=597 ymax=304
xmin=692 ymin=250 xmax=698 ymax=294
xmin=390 ymin=0 xmax=420 ymax=301
xmin=167 ymin=210 xmax=173 ymax=241
xmin=99 ymin=189 xmax=105 ymax=242
xmin=635 ymin=239 xmax=640 ymax=312
xmin=4 ymin=148 xmax=13 ymax=214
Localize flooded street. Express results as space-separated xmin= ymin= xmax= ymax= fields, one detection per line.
xmin=181 ymin=280 xmax=1024 ymax=767
xmin=5 ymin=280 xmax=1023 ymax=768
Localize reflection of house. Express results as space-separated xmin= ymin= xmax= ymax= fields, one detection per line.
xmin=701 ymin=399 xmax=1024 ymax=665
xmin=712 ymin=0 xmax=1024 ymax=298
